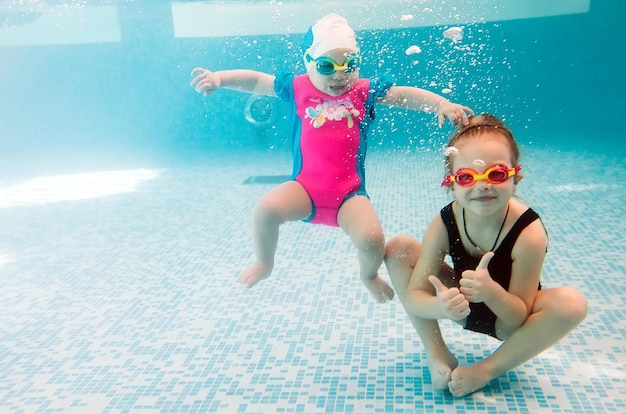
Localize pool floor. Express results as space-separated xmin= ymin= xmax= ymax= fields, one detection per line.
xmin=0 ymin=145 xmax=624 ymax=413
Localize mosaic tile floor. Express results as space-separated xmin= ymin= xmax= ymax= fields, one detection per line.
xmin=0 ymin=145 xmax=624 ymax=413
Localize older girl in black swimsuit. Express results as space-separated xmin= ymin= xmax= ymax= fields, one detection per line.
xmin=384 ymin=114 xmax=587 ymax=397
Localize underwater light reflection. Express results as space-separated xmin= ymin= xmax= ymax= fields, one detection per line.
xmin=0 ymin=168 xmax=164 ymax=208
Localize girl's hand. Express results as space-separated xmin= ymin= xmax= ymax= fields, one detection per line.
xmin=190 ymin=68 xmax=221 ymax=96
xmin=428 ymin=275 xmax=471 ymax=321
xmin=437 ymin=101 xmax=473 ymax=127
xmin=459 ymin=252 xmax=495 ymax=303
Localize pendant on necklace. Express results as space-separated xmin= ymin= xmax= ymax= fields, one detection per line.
xmin=462 ymin=205 xmax=509 ymax=253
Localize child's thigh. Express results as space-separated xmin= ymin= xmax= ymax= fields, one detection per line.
xmin=337 ymin=195 xmax=382 ymax=231
xmin=337 ymin=195 xmax=382 ymax=235
xmin=256 ymin=180 xmax=312 ymax=221
xmin=337 ymin=197 xmax=386 ymax=253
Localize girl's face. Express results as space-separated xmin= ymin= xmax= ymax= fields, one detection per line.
xmin=449 ymin=131 xmax=518 ymax=217
xmin=307 ymin=48 xmax=360 ymax=97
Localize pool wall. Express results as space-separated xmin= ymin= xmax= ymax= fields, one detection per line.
xmin=1 ymin=1 xmax=624 ymax=160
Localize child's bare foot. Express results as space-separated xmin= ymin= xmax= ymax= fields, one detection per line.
xmin=238 ymin=264 xmax=271 ymax=288
xmin=361 ymin=275 xmax=395 ymax=303
xmin=448 ymin=363 xmax=492 ymax=397
xmin=426 ymin=348 xmax=459 ymax=390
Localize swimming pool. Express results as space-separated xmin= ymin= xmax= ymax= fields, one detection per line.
xmin=1 ymin=1 xmax=624 ymax=413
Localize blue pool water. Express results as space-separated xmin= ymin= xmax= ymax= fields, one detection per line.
xmin=1 ymin=1 xmax=625 ymax=413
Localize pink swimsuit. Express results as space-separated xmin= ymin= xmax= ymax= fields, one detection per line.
xmin=275 ymin=72 xmax=393 ymax=226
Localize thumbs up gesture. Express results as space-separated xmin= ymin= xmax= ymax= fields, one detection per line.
xmin=428 ymin=275 xmax=470 ymax=321
xmin=459 ymin=252 xmax=495 ymax=303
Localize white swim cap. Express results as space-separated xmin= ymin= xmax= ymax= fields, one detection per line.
xmin=301 ymin=13 xmax=358 ymax=59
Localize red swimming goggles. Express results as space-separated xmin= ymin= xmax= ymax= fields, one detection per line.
xmin=441 ymin=164 xmax=522 ymax=187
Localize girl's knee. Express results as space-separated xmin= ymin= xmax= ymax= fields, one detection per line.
xmin=549 ymin=286 xmax=588 ymax=325
xmin=255 ymin=188 xmax=310 ymax=224
xmin=384 ymin=236 xmax=421 ymax=287
xmin=254 ymin=198 xmax=286 ymax=225
xmin=355 ymin=228 xmax=385 ymax=253
xmin=384 ymin=235 xmax=420 ymax=259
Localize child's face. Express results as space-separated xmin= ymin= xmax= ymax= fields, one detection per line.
xmin=307 ymin=48 xmax=360 ymax=97
xmin=450 ymin=131 xmax=517 ymax=217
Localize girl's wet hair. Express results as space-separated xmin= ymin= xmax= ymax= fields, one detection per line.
xmin=444 ymin=113 xmax=520 ymax=173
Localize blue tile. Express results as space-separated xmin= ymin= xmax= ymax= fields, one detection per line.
xmin=0 ymin=148 xmax=623 ymax=413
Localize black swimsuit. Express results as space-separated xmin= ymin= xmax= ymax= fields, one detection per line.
xmin=440 ymin=202 xmax=543 ymax=339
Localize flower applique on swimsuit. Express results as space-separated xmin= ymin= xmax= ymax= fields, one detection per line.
xmin=305 ymin=98 xmax=360 ymax=128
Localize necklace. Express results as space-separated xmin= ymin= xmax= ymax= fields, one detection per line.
xmin=462 ymin=205 xmax=509 ymax=254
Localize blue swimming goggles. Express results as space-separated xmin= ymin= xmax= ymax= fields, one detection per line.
xmin=304 ymin=52 xmax=361 ymax=75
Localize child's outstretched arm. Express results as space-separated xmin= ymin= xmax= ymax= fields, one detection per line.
xmin=190 ymin=68 xmax=277 ymax=97
xmin=379 ymin=86 xmax=473 ymax=127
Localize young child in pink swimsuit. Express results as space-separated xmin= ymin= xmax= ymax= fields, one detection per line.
xmin=190 ymin=14 xmax=473 ymax=303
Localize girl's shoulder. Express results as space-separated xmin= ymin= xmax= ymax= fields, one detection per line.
xmin=509 ymin=201 xmax=548 ymax=257
xmin=423 ymin=212 xmax=452 ymax=251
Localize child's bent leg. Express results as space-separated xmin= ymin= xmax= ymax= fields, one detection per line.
xmin=448 ymin=286 xmax=587 ymax=397
xmin=239 ymin=181 xmax=312 ymax=288
xmin=385 ymin=236 xmax=459 ymax=389
xmin=338 ymin=196 xmax=393 ymax=303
